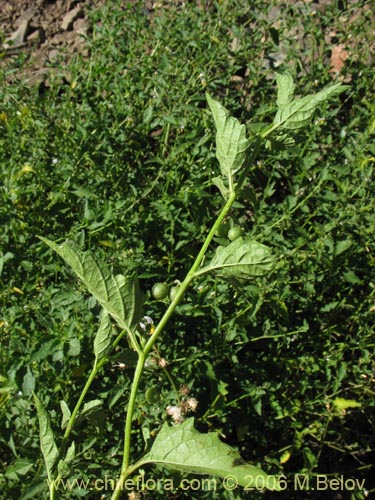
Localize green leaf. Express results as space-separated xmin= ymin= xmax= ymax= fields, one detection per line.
xmin=273 ymin=81 xmax=348 ymax=131
xmin=60 ymin=400 xmax=71 ymax=430
xmin=38 ymin=237 xmax=143 ymax=331
xmin=65 ymin=441 xmax=76 ymax=463
xmin=5 ymin=458 xmax=34 ymax=479
xmin=206 ymin=93 xmax=249 ymax=181
xmin=276 ymin=72 xmax=295 ymax=107
xmin=211 ymin=176 xmax=230 ymax=200
xmin=33 ymin=393 xmax=59 ymax=481
xmin=19 ymin=481 xmax=47 ymax=500
xmin=67 ymin=337 xmax=80 ymax=357
xmin=0 ymin=251 xmax=14 ymax=277
xmin=22 ymin=366 xmax=35 ymax=396
xmin=94 ymin=311 xmax=113 ymax=361
xmin=57 ymin=442 xmax=76 ymax=478
xmin=343 ymin=270 xmax=363 ymax=284
xmin=143 ymin=418 xmax=280 ymax=490
xmin=335 ymin=239 xmax=352 ymax=256
xmin=197 ymin=237 xmax=275 ymax=285
xmin=332 ymin=398 xmax=361 ymax=411
xmin=77 ymin=399 xmax=103 ymax=423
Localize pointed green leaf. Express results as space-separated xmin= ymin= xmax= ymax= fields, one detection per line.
xmin=206 ymin=93 xmax=249 ymax=179
xmin=94 ymin=311 xmax=113 ymax=361
xmin=197 ymin=237 xmax=275 ymax=285
xmin=60 ymin=400 xmax=71 ymax=430
xmin=57 ymin=460 xmax=70 ymax=478
xmin=273 ymin=82 xmax=348 ymax=131
xmin=211 ymin=176 xmax=230 ymax=200
xmin=77 ymin=399 xmax=103 ymax=423
xmin=57 ymin=441 xmax=76 ymax=477
xmin=5 ymin=458 xmax=34 ymax=479
xmin=33 ymin=393 xmax=59 ymax=480
xmin=335 ymin=239 xmax=352 ymax=256
xmin=19 ymin=481 xmax=48 ymax=500
xmin=332 ymin=398 xmax=361 ymax=411
xmin=22 ymin=366 xmax=35 ymax=396
xmin=143 ymin=419 xmax=280 ymax=490
xmin=65 ymin=441 xmax=76 ymax=463
xmin=38 ymin=237 xmax=143 ymax=330
xmin=276 ymin=72 xmax=295 ymax=107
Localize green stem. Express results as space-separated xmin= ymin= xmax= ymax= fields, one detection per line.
xmin=49 ymin=478 xmax=56 ymax=500
xmin=122 ymin=356 xmax=145 ymax=470
xmin=111 ymin=189 xmax=237 ymax=500
xmin=50 ymin=323 xmax=136 ymax=499
xmin=112 ymin=139 xmax=264 ymax=498
xmin=56 ymin=324 xmax=132 ymax=465
xmin=59 ymin=358 xmax=105 ymax=459
xmin=111 ymin=354 xmax=145 ymax=499
xmin=144 ymin=191 xmax=236 ymax=358
xmin=161 ymin=365 xmax=180 ymax=401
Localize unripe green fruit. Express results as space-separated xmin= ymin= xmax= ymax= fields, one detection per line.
xmin=228 ymin=226 xmax=243 ymax=241
xmin=215 ymin=223 xmax=229 ymax=238
xmin=169 ymin=286 xmax=179 ymax=301
xmin=152 ymin=282 xmax=169 ymax=300
xmin=145 ymin=386 xmax=161 ymax=404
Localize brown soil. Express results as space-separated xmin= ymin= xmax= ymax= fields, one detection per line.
xmin=1 ymin=0 xmax=374 ymax=88
xmin=1 ymin=1 xmax=94 ymax=84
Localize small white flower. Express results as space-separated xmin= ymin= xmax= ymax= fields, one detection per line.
xmin=166 ymin=405 xmax=184 ymax=423
xmin=187 ymin=397 xmax=198 ymax=412
xmin=158 ymin=358 xmax=168 ymax=368
xmin=139 ymin=316 xmax=154 ymax=332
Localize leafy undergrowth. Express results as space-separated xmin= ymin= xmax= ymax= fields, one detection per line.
xmin=1 ymin=1 xmax=374 ymax=499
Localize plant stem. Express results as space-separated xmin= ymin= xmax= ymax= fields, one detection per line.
xmin=49 ymin=479 xmax=56 ymax=500
xmin=58 ymin=323 xmax=134 ymax=459
xmin=145 ymin=191 xmax=236 ymax=357
xmin=111 ymin=191 xmax=237 ymax=500
xmin=51 ymin=324 xmax=135 ymax=499
xmin=59 ymin=359 xmax=104 ymax=458
xmin=122 ymin=355 xmax=145 ymax=471
xmin=111 ymin=354 xmax=145 ymax=499
xmin=112 ymin=140 xmax=264 ymax=499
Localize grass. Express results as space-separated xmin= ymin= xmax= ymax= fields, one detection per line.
xmin=1 ymin=1 xmax=375 ymax=499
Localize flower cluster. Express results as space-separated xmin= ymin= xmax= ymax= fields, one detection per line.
xmin=166 ymin=393 xmax=198 ymax=424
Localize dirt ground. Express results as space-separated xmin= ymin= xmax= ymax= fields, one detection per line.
xmin=1 ymin=0 xmax=374 ymax=88
xmin=0 ymin=0 xmax=190 ymax=86
xmin=1 ymin=0 xmax=93 ymax=84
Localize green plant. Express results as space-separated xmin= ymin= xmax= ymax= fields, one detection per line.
xmin=227 ymin=227 xmax=243 ymax=241
xmin=33 ymin=74 xmax=347 ymax=500
xmin=152 ymin=283 xmax=170 ymax=300
xmin=215 ymin=223 xmax=229 ymax=238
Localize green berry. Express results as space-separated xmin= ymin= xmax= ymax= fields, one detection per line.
xmin=152 ymin=282 xmax=169 ymax=300
xmin=145 ymin=386 xmax=161 ymax=404
xmin=228 ymin=226 xmax=243 ymax=241
xmin=215 ymin=223 xmax=229 ymax=238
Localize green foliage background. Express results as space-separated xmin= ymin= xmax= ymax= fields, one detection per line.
xmin=1 ymin=1 xmax=374 ymax=499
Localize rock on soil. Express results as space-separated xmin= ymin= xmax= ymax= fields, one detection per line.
xmin=0 ymin=0 xmax=101 ymax=86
